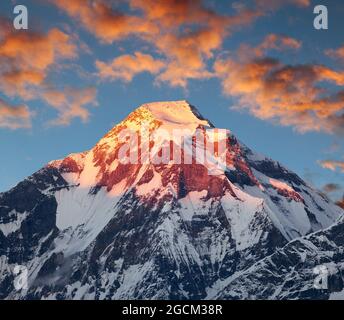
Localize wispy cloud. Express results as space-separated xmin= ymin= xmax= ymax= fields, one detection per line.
xmin=42 ymin=87 xmax=98 ymax=126
xmin=0 ymin=98 xmax=31 ymax=129
xmin=51 ymin=0 xmax=263 ymax=88
xmin=254 ymin=33 xmax=302 ymax=56
xmin=2 ymin=0 xmax=330 ymax=131
xmin=96 ymin=52 xmax=165 ymax=82
xmin=214 ymin=34 xmax=344 ymax=134
xmin=319 ymin=160 xmax=344 ymax=172
xmin=326 ymin=45 xmax=344 ymax=61
xmin=48 ymin=0 xmax=315 ymax=90
xmin=0 ymin=18 xmax=97 ymax=128
xmin=322 ymin=183 xmax=342 ymax=193
xmin=255 ymin=0 xmax=310 ymax=10
xmin=0 ymin=22 xmax=77 ymax=99
xmin=49 ymin=0 xmax=155 ymax=44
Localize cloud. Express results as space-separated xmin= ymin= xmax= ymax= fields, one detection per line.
xmin=322 ymin=183 xmax=342 ymax=193
xmin=0 ymin=26 xmax=78 ymax=99
xmin=0 ymin=98 xmax=31 ymax=129
xmin=0 ymin=18 xmax=97 ymax=128
xmin=50 ymin=0 xmax=313 ymax=88
xmin=319 ymin=160 xmax=344 ymax=172
xmin=42 ymin=87 xmax=98 ymax=126
xmin=0 ymin=1 xmax=319 ymax=130
xmin=214 ymin=35 xmax=344 ymax=134
xmin=135 ymin=0 xmax=263 ymax=87
xmin=0 ymin=28 xmax=77 ymax=69
xmin=52 ymin=0 xmax=263 ymax=88
xmin=131 ymin=0 xmax=264 ymax=87
xmin=326 ymin=45 xmax=344 ymax=62
xmin=254 ymin=33 xmax=302 ymax=56
xmin=96 ymin=52 xmax=165 ymax=82
xmin=0 ymin=25 xmax=78 ymax=98
xmin=255 ymin=0 xmax=310 ymax=10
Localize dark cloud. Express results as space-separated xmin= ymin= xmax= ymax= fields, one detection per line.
xmin=322 ymin=183 xmax=342 ymax=193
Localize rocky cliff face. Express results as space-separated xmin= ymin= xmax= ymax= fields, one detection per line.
xmin=0 ymin=101 xmax=343 ymax=299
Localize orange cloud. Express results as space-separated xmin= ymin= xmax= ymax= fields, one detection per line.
xmin=0 ymin=98 xmax=31 ymax=129
xmin=42 ymin=87 xmax=98 ymax=126
xmin=152 ymin=28 xmax=224 ymax=87
xmin=96 ymin=52 xmax=165 ymax=82
xmin=51 ymin=0 xmax=311 ymax=88
xmin=214 ymin=35 xmax=344 ymax=134
xmin=50 ymin=0 xmax=154 ymax=44
xmin=49 ymin=0 xmax=313 ymax=89
xmin=131 ymin=0 xmax=262 ymax=87
xmin=0 ymin=1 xmax=319 ymax=131
xmin=52 ymin=0 xmax=262 ymax=88
xmin=326 ymin=46 xmax=344 ymax=61
xmin=254 ymin=34 xmax=302 ymax=56
xmin=0 ymin=28 xmax=77 ymax=70
xmin=319 ymin=160 xmax=344 ymax=172
xmin=0 ymin=18 xmax=97 ymax=128
xmin=255 ymin=0 xmax=310 ymax=10
xmin=0 ymin=26 xmax=78 ymax=97
xmin=131 ymin=0 xmax=217 ymax=28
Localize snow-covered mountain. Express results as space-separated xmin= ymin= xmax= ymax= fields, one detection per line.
xmin=0 ymin=100 xmax=343 ymax=299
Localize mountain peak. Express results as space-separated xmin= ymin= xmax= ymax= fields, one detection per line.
xmin=141 ymin=99 xmax=190 ymax=109
xmin=97 ymin=100 xmax=213 ymax=147
xmin=137 ymin=100 xmax=213 ymax=128
xmin=1 ymin=100 xmax=343 ymax=300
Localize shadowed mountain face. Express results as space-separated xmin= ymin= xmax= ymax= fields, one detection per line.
xmin=0 ymin=101 xmax=343 ymax=300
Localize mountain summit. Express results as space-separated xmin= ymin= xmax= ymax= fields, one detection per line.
xmin=132 ymin=100 xmax=212 ymax=127
xmin=0 ymin=101 xmax=343 ymax=300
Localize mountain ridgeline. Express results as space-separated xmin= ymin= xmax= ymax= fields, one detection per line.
xmin=0 ymin=101 xmax=343 ymax=300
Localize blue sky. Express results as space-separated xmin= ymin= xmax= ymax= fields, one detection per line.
xmin=0 ymin=0 xmax=343 ymax=202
